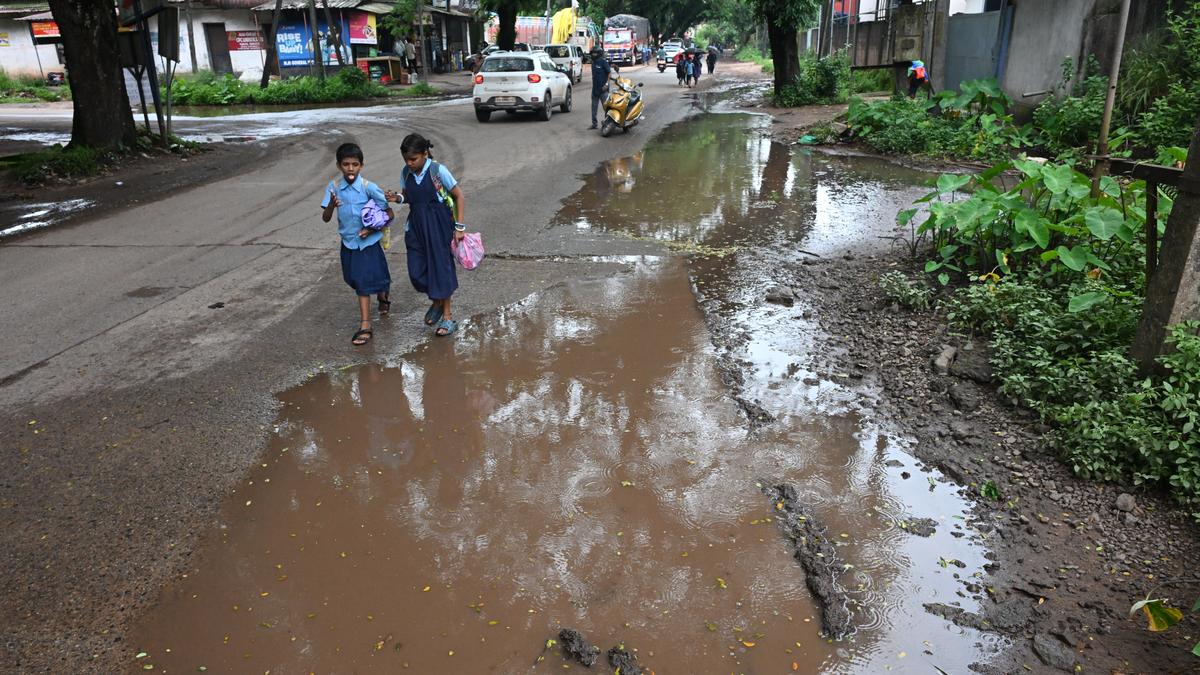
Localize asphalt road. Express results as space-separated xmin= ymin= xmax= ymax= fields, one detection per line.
xmin=0 ymin=62 xmax=750 ymax=671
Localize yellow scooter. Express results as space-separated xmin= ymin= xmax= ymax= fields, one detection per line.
xmin=600 ymin=71 xmax=645 ymax=137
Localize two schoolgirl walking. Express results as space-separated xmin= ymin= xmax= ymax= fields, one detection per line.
xmin=321 ymin=134 xmax=467 ymax=345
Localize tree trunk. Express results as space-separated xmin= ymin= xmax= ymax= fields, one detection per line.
xmin=766 ymin=20 xmax=800 ymax=97
xmin=48 ymin=0 xmax=137 ymax=150
xmin=1131 ymin=114 xmax=1200 ymax=372
xmin=321 ymin=0 xmax=346 ymax=67
xmin=185 ymin=0 xmax=198 ymax=73
xmin=496 ymin=0 xmax=517 ymax=50
xmin=308 ymin=0 xmax=325 ymax=79
xmin=261 ymin=0 xmax=284 ymax=88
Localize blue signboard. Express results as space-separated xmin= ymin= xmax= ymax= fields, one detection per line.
xmin=276 ymin=17 xmax=351 ymax=67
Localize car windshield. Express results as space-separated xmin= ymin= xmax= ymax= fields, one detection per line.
xmin=481 ymin=57 xmax=534 ymax=72
xmin=544 ymin=46 xmax=569 ymax=58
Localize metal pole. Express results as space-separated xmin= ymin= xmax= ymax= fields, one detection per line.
xmin=133 ymin=0 xmax=167 ymax=145
xmin=1091 ymin=0 xmax=1131 ymax=197
xmin=28 ymin=23 xmax=45 ymax=80
xmin=417 ymin=2 xmax=429 ymax=82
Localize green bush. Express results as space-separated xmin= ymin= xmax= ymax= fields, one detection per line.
xmin=772 ymin=52 xmax=850 ymax=107
xmin=0 ymin=69 xmax=68 ymax=102
xmin=878 ymin=270 xmax=932 ymax=309
xmin=947 ymin=276 xmax=1200 ymax=511
xmin=734 ymin=45 xmax=773 ymax=73
xmin=170 ymin=68 xmax=388 ymax=106
xmin=1136 ymin=82 xmax=1200 ymax=152
xmin=1032 ymin=72 xmax=1105 ymax=157
xmin=850 ymin=68 xmax=892 ymax=94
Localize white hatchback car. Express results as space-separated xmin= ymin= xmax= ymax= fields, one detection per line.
xmin=543 ymin=43 xmax=584 ymax=84
xmin=473 ymin=51 xmax=574 ymax=122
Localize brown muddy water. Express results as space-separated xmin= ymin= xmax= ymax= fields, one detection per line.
xmin=131 ymin=114 xmax=1004 ymax=673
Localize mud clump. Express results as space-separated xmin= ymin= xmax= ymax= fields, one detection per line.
xmin=761 ymin=482 xmax=854 ymax=640
xmin=904 ymin=517 xmax=937 ymax=537
xmin=557 ymin=628 xmax=600 ymax=666
xmin=607 ymin=644 xmax=642 ymax=675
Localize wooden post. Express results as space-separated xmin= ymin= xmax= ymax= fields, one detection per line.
xmin=1091 ymin=0 xmax=1131 ymax=197
xmin=1132 ymin=115 xmax=1200 ymax=372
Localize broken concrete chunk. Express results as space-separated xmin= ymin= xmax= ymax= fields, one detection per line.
xmin=933 ymin=344 xmax=957 ymax=374
xmin=765 ymin=285 xmax=796 ymax=306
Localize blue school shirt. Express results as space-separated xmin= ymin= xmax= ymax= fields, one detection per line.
xmin=322 ymin=176 xmax=388 ymax=250
xmin=404 ymin=158 xmax=458 ymax=196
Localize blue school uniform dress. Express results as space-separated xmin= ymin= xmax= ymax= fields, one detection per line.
xmin=402 ymin=160 xmax=458 ymax=301
xmin=322 ymin=176 xmax=391 ymax=297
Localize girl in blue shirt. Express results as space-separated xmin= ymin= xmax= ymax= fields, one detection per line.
xmin=321 ymin=142 xmax=394 ymax=346
xmin=385 ymin=134 xmax=467 ymax=337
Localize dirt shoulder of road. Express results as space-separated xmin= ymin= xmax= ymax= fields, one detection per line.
xmin=733 ymin=90 xmax=1200 ymax=673
xmin=0 ymin=139 xmax=287 ymax=239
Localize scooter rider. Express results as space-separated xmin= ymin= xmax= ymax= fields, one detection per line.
xmin=590 ymin=47 xmax=611 ymax=130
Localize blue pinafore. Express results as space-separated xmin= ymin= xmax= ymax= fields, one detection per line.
xmin=403 ymin=165 xmax=458 ymax=301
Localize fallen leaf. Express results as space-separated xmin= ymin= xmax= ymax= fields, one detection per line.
xmin=620 ymin=480 xmax=634 ymax=487
xmin=716 ymin=577 xmax=727 ymax=589
xmin=741 ymin=641 xmax=755 ymax=648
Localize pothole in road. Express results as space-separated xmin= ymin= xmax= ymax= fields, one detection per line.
xmin=131 ymin=113 xmax=1005 ymax=673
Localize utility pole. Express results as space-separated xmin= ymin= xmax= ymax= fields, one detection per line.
xmin=1091 ymin=0 xmax=1131 ymax=196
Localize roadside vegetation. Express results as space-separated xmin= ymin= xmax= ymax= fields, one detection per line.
xmin=0 ymin=70 xmax=69 ymax=104
xmin=879 ymin=156 xmax=1199 ymax=517
xmin=170 ymin=67 xmax=389 ymax=106
xmin=3 ymin=129 xmax=199 ymax=184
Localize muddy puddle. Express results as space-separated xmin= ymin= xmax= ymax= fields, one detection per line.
xmin=131 ymin=113 xmax=1004 ymax=673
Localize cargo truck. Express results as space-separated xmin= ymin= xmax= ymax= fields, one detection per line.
xmin=603 ymin=14 xmax=650 ymax=66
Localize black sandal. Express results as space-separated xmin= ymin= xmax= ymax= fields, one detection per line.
xmin=377 ymin=293 xmax=391 ymax=314
xmin=351 ymin=327 xmax=373 ymax=345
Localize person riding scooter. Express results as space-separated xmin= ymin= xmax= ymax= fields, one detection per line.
xmin=599 ymin=68 xmax=644 ymax=137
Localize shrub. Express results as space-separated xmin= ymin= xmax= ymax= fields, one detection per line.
xmin=850 ymin=68 xmax=891 ymax=94
xmin=6 ymin=144 xmax=108 ymax=183
xmin=878 ymin=271 xmax=932 ymax=309
xmin=0 ymin=68 xmax=68 ymax=102
xmin=1032 ymin=73 xmax=1105 ymax=157
xmin=170 ymin=68 xmax=388 ymax=106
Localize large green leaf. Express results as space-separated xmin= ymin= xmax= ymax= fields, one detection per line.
xmin=1042 ymin=164 xmax=1076 ymax=195
xmin=1068 ymin=292 xmax=1107 ymax=313
xmin=1012 ymin=158 xmax=1043 ymax=179
xmin=1084 ymin=206 xmax=1125 ymax=240
xmin=936 ymin=173 xmax=971 ymax=194
xmin=1056 ymin=245 xmax=1088 ymax=271
xmin=1066 ymin=180 xmax=1091 ymax=200
xmin=1015 ymin=208 xmax=1050 ymax=248
xmin=1128 ymin=599 xmax=1184 ymax=632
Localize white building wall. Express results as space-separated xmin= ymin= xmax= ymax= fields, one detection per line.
xmin=0 ymin=19 xmax=63 ymax=78
xmin=949 ymin=0 xmax=987 ymax=15
xmin=163 ymin=9 xmax=265 ymax=75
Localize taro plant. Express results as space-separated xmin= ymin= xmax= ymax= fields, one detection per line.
xmin=1129 ymin=579 xmax=1200 ymax=658
xmin=914 ymin=158 xmax=1168 ymax=312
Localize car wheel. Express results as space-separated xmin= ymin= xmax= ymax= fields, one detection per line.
xmin=539 ymin=93 xmax=553 ymax=121
xmin=475 ymin=108 xmax=491 ymax=122
xmin=559 ymin=87 xmax=572 ymax=113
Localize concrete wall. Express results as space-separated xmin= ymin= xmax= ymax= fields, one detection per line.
xmin=1001 ymin=0 xmax=1095 ymax=113
xmin=166 ymin=9 xmax=266 ymax=76
xmin=0 ymin=19 xmax=63 ymax=78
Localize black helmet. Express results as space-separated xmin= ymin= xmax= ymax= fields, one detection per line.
xmin=591 ymin=47 xmax=604 ymax=57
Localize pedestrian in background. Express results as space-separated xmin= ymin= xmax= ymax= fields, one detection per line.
xmin=321 ymin=142 xmax=394 ymax=346
xmin=675 ymin=51 xmax=687 ymax=86
xmin=706 ymin=43 xmax=719 ymax=74
xmin=385 ymin=134 xmax=467 ymax=337
xmin=692 ymin=52 xmax=703 ymax=85
xmin=405 ymin=36 xmax=417 ymax=75
xmin=590 ymin=47 xmax=611 ymax=129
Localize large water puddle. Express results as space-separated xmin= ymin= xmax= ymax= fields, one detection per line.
xmin=131 ymin=113 xmax=1002 ymax=673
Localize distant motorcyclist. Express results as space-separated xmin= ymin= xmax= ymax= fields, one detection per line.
xmin=590 ymin=47 xmax=611 ymax=130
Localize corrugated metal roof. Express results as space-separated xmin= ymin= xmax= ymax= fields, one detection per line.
xmin=0 ymin=2 xmax=48 ymax=15
xmin=250 ymin=0 xmax=359 ymax=10
xmin=357 ymin=2 xmax=391 ymax=14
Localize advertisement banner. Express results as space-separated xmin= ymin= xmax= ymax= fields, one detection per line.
xmin=347 ymin=12 xmax=376 ymax=45
xmin=31 ymin=21 xmax=60 ymax=38
xmin=227 ymin=30 xmax=264 ymax=51
xmin=276 ymin=18 xmax=351 ymax=67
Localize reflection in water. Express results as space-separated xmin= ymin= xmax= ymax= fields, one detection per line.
xmin=132 ymin=114 xmax=1002 ymax=674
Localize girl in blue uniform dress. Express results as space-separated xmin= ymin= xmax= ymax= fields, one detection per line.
xmin=386 ymin=134 xmax=467 ymax=337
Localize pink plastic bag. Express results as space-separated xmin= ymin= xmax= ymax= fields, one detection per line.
xmin=451 ymin=231 xmax=485 ymax=270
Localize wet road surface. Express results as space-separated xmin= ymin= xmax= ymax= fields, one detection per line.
xmin=131 ymin=113 xmax=1004 ymax=673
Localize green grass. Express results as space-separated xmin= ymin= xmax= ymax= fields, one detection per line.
xmin=394 ymin=82 xmax=440 ymax=97
xmin=0 ymin=69 xmax=69 ymax=103
xmin=735 ymin=45 xmax=774 ymax=73
xmin=171 ymin=68 xmax=389 ymax=106
xmin=4 ymin=144 xmax=108 ymax=184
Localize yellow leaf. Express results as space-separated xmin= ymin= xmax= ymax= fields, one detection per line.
xmin=742 ymin=641 xmax=755 ymax=647
xmin=716 ymin=577 xmax=727 ymax=589
xmin=488 ymin=620 xmax=499 ymax=626
xmin=422 ymin=586 xmax=431 ymax=592
xmin=620 ymin=480 xmax=634 ymax=487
